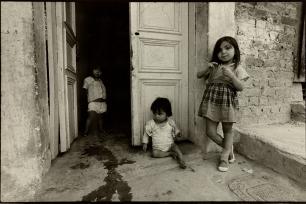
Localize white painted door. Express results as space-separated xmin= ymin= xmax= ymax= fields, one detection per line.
xmin=130 ymin=2 xmax=189 ymax=146
xmin=46 ymin=2 xmax=59 ymax=158
xmin=56 ymin=2 xmax=78 ymax=152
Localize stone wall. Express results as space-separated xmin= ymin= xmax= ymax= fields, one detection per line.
xmin=1 ymin=2 xmax=51 ymax=201
xmin=235 ymin=2 xmax=304 ymax=125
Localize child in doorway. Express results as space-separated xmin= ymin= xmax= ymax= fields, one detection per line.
xmin=83 ymin=66 xmax=107 ymax=137
xmin=197 ymin=36 xmax=249 ymax=172
xmin=142 ymin=97 xmax=187 ymax=169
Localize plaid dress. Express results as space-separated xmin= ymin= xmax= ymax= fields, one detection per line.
xmin=198 ymin=64 xmax=248 ymax=122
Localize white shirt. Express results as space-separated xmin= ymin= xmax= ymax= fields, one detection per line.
xmin=83 ymin=76 xmax=106 ymax=103
xmin=142 ymin=118 xmax=180 ymax=152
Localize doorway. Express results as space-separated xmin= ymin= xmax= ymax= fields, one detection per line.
xmin=76 ymin=2 xmax=131 ymax=137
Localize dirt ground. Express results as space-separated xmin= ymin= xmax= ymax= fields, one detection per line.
xmin=34 ymin=130 xmax=306 ymax=202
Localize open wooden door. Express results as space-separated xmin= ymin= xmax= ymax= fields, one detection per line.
xmin=46 ymin=2 xmax=59 ymax=158
xmin=56 ymin=2 xmax=78 ymax=152
xmin=130 ymin=2 xmax=189 ymax=146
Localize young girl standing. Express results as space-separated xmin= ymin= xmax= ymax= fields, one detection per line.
xmin=197 ymin=36 xmax=249 ymax=172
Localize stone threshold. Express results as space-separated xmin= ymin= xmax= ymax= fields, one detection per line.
xmin=233 ymin=121 xmax=306 ymax=186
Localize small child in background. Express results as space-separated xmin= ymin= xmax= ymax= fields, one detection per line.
xmin=83 ymin=66 xmax=107 ymax=137
xmin=142 ymin=97 xmax=187 ymax=169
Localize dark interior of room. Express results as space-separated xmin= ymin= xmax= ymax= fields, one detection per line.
xmin=76 ymin=2 xmax=131 ymax=136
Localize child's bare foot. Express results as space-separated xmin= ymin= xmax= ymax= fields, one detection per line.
xmin=178 ymin=159 xmax=187 ymax=169
xmin=170 ymin=151 xmax=186 ymax=169
xmin=170 ymin=151 xmax=178 ymax=160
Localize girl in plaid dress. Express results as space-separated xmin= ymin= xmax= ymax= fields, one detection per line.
xmin=197 ymin=36 xmax=249 ymax=172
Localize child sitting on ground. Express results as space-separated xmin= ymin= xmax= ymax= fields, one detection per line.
xmin=142 ymin=97 xmax=187 ymax=169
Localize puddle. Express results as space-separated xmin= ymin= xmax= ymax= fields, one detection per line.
xmin=70 ymin=162 xmax=90 ymax=169
xmin=81 ymin=144 xmax=135 ymax=201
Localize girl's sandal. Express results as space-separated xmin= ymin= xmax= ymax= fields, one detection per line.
xmin=229 ymin=145 xmax=236 ymax=164
xmin=218 ymin=160 xmax=229 ymax=172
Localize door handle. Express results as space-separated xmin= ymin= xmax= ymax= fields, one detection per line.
xmin=135 ymin=32 xmax=139 ymax=35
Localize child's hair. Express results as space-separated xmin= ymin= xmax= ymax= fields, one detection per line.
xmin=211 ymin=36 xmax=240 ymax=68
xmin=92 ymin=66 xmax=102 ymax=72
xmin=150 ymin=97 xmax=172 ymax=117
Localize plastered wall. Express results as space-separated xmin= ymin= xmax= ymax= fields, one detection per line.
xmin=1 ymin=2 xmax=51 ymax=201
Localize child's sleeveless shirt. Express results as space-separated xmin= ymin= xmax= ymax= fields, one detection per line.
xmin=142 ymin=118 xmax=180 ymax=152
xmin=198 ymin=64 xmax=249 ymax=122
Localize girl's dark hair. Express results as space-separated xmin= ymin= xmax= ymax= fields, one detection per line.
xmin=211 ymin=36 xmax=240 ymax=68
xmin=92 ymin=66 xmax=102 ymax=71
xmin=150 ymin=97 xmax=172 ymax=117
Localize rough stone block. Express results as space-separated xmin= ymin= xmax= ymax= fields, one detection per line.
xmin=249 ymin=96 xmax=259 ymax=106
xmin=262 ymin=87 xmax=276 ymax=97
xmin=291 ymin=102 xmax=306 ymax=122
xmin=254 ymin=9 xmax=268 ymax=20
xmin=259 ymin=96 xmax=269 ymax=105
xmin=264 ymin=59 xmax=281 ymax=67
xmin=255 ymin=19 xmax=266 ymax=29
xmin=281 ymin=16 xmax=298 ymax=26
xmin=245 ymin=56 xmax=264 ymax=67
xmin=258 ymin=50 xmax=268 ymax=59
xmin=269 ymin=79 xmax=284 ymax=88
xmin=235 ymin=127 xmax=306 ymax=186
xmin=243 ymin=88 xmax=261 ymax=97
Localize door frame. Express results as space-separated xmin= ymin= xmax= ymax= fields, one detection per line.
xmin=46 ymin=2 xmax=78 ymax=157
xmin=46 ymin=2 xmax=59 ymax=159
xmin=188 ymin=3 xmax=196 ymax=140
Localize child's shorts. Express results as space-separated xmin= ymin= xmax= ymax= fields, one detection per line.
xmin=88 ymin=102 xmax=107 ymax=114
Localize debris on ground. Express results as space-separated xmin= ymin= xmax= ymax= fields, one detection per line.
xmin=242 ymin=168 xmax=253 ymax=174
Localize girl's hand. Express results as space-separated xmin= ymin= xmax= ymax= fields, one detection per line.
xmin=221 ymin=63 xmax=235 ymax=79
xmin=142 ymin=143 xmax=147 ymax=152
xmin=208 ymin=62 xmax=218 ymax=68
xmin=174 ymin=132 xmax=182 ymax=141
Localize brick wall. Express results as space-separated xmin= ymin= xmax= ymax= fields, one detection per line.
xmin=235 ymin=2 xmax=304 ymax=125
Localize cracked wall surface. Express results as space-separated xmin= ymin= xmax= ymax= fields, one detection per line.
xmin=1 ymin=2 xmax=51 ymax=202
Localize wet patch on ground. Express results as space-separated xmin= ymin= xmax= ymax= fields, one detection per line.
xmin=81 ymin=144 xmax=135 ymax=201
xmin=70 ymin=162 xmax=90 ymax=170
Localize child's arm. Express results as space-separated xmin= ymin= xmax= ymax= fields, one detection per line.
xmin=222 ymin=65 xmax=244 ymax=91
xmin=142 ymin=133 xmax=149 ymax=152
xmin=83 ymin=78 xmax=89 ymax=100
xmin=197 ymin=62 xmax=217 ymax=78
xmin=230 ymin=75 xmax=244 ymax=91
xmin=174 ymin=132 xmax=182 ymax=141
xmin=168 ymin=119 xmax=181 ymax=141
xmin=142 ymin=120 xmax=153 ymax=152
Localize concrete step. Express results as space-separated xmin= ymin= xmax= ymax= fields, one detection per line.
xmin=234 ymin=121 xmax=306 ymax=186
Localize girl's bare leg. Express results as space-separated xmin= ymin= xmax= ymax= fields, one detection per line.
xmin=205 ymin=118 xmax=223 ymax=146
xmin=220 ymin=122 xmax=234 ymax=162
xmin=98 ymin=113 xmax=105 ymax=133
xmin=205 ymin=118 xmax=234 ymax=160
xmin=84 ymin=111 xmax=96 ymax=136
